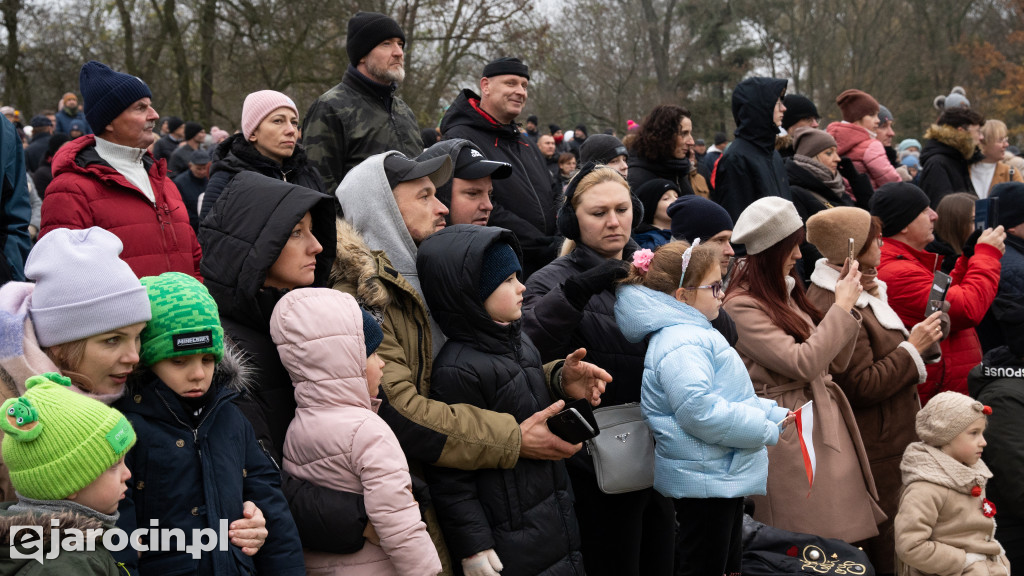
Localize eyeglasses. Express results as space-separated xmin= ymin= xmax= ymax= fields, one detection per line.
xmin=682 ymin=280 xmax=723 ymax=298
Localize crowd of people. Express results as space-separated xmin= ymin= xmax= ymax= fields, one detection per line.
xmin=1 ymin=9 xmax=1023 ymax=576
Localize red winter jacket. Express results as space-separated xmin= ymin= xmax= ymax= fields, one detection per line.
xmin=877 ymin=238 xmax=1001 ymax=404
xmin=40 ymin=135 xmax=202 ymax=280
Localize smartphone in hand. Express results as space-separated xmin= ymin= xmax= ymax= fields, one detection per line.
xmin=548 ymin=398 xmax=600 ymax=444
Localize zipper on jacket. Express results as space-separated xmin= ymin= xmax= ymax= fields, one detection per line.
xmin=258 ymin=439 xmax=281 ymax=471
xmin=414 ymin=320 xmax=425 ymax=391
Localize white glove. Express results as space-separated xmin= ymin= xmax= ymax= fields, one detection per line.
xmin=462 ymin=549 xmax=503 ymax=576
xmin=964 ymin=552 xmax=987 ymax=568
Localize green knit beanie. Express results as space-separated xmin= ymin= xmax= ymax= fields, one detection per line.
xmin=139 ymin=272 xmax=224 ymax=366
xmin=1 ymin=373 xmax=136 ymax=500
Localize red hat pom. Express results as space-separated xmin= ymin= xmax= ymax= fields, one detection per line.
xmin=972 ymin=486 xmax=982 ymax=497
xmin=982 ymin=405 xmax=992 ymax=415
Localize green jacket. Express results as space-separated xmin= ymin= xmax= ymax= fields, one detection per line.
xmin=0 ymin=502 xmax=125 ymax=575
xmin=302 ymin=66 xmax=423 ymax=195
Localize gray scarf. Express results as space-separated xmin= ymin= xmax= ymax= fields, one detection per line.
xmin=793 ymin=154 xmax=847 ymax=200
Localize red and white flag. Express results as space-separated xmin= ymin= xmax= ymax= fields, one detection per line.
xmin=794 ymin=400 xmax=815 ymax=493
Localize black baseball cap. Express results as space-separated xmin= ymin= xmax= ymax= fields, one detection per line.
xmin=383 ymin=153 xmax=453 ymax=190
xmin=453 ymin=147 xmax=512 ymax=180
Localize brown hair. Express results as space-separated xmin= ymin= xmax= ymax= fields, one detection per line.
xmin=725 ymin=228 xmax=823 ymax=342
xmin=622 ymin=241 xmax=717 ymax=295
xmin=559 ymin=167 xmax=631 ymax=257
xmin=558 ymin=152 xmax=576 ymax=165
xmin=43 ymin=339 xmax=96 ymax=392
xmin=631 ymin=105 xmax=691 ymax=161
xmin=934 ymin=192 xmax=976 ymax=255
xmin=858 ymin=216 xmax=883 ymax=257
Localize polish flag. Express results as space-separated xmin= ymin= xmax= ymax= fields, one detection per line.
xmin=794 ymin=400 xmax=815 ymax=492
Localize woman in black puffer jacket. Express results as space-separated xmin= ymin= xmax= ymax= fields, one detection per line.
xmin=523 ymin=165 xmax=674 ymax=576
xmin=199 ymin=90 xmax=325 ymax=221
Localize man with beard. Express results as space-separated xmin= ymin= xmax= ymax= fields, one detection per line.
xmin=39 ymin=61 xmax=202 ymax=279
xmin=302 ymin=12 xmax=423 ymax=197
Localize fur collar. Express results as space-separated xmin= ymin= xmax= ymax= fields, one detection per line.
xmin=809 ymin=259 xmax=907 ymax=335
xmin=329 ymin=218 xmax=392 ymax=310
xmin=924 ymin=124 xmax=978 ymax=160
xmin=0 ymin=502 xmax=108 ymax=541
xmin=901 ymin=442 xmax=991 ymax=495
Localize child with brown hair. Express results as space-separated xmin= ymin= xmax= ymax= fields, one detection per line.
xmin=614 ymin=240 xmax=792 ymax=576
xmin=895 ymin=391 xmax=1011 ymax=575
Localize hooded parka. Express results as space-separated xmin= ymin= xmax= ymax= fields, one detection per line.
xmin=919 ymin=124 xmax=979 ymax=208
xmin=711 ymin=78 xmax=791 ymax=225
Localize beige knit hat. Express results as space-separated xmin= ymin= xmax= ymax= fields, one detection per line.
xmin=806 ymin=207 xmax=872 ymax=265
xmin=916 ymin=391 xmax=991 ymax=447
xmin=732 ymin=197 xmax=803 ymax=255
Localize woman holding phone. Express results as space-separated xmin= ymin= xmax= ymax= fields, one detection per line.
xmin=723 ymin=197 xmax=885 ymax=543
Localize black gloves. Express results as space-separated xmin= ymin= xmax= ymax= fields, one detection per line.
xmin=562 ymin=259 xmax=629 ymax=311
xmin=837 ymin=157 xmax=860 ymax=181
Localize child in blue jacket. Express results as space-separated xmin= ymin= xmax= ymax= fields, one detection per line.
xmin=614 ymin=241 xmax=792 ymax=576
xmin=114 ymin=272 xmax=305 ymax=575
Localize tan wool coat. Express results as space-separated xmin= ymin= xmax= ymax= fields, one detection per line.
xmin=895 ymin=442 xmax=1010 ymax=576
xmin=724 ymin=281 xmax=885 ymax=543
xmin=807 ymin=261 xmax=928 ymax=571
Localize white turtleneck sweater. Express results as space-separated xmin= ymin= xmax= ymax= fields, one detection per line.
xmin=94 ymin=136 xmax=155 ymax=203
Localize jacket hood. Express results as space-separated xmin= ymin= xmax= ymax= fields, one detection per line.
xmin=825 ymin=122 xmax=871 ymax=156
xmin=968 ymin=345 xmax=1024 ymax=397
xmin=417 ymin=138 xmax=484 ymax=221
xmin=439 ymin=88 xmax=520 ymax=141
xmin=211 ymin=132 xmax=313 ymax=179
xmin=614 ymin=283 xmax=711 ymax=343
xmin=329 ymin=219 xmax=392 ymax=311
xmin=199 ymin=171 xmax=336 ymax=325
xmin=731 ymin=77 xmax=788 ymax=152
xmin=922 ymin=124 xmax=978 ymax=161
xmin=269 ymin=288 xmax=372 ymax=411
xmin=0 ymin=503 xmax=107 ymax=544
xmin=416 ymin=224 xmax=523 ymax=351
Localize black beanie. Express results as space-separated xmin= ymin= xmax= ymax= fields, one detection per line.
xmin=478 ymin=242 xmax=521 ymax=303
xmin=782 ymin=94 xmax=819 ymax=130
xmin=166 ymin=116 xmax=184 ymax=133
xmin=346 ymin=12 xmax=405 ymax=65
xmin=668 ymin=195 xmax=734 ymax=242
xmin=634 ymin=179 xmax=681 ymax=226
xmin=579 ymin=134 xmax=627 ymax=166
xmin=184 ymin=121 xmax=203 ymax=141
xmin=870 ymin=182 xmax=931 ymax=237
xmin=79 ymin=60 xmax=152 ymax=134
xmin=482 ymin=57 xmax=530 ymax=80
xmin=990 ymin=181 xmax=1024 ymax=230
xmin=361 ymin=308 xmax=383 ymax=357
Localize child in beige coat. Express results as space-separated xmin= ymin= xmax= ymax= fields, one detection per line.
xmin=895 ymin=392 xmax=1011 ymax=576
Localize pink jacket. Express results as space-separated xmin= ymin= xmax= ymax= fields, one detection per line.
xmin=827 ymin=122 xmax=902 ymax=189
xmin=271 ymin=288 xmax=441 ymax=576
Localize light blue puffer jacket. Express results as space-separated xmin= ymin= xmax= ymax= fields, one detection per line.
xmin=614 ymin=284 xmax=788 ymax=499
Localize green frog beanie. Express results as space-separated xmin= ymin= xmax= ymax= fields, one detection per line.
xmin=139 ymin=272 xmax=225 ymax=366
xmin=0 ymin=373 xmax=137 ymax=500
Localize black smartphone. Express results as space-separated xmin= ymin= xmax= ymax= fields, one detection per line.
xmin=975 ymin=198 xmax=1001 ymax=231
xmin=925 ymin=271 xmax=952 ymax=316
xmin=548 ymin=398 xmax=600 ymax=444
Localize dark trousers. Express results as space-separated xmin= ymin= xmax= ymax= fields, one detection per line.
xmin=568 ymin=465 xmax=675 ymax=576
xmin=673 ymin=496 xmax=744 ymax=576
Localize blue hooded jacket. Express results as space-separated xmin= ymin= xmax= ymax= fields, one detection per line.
xmin=614 ymin=284 xmax=787 ymax=499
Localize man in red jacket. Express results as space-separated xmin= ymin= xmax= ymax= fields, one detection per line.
xmin=871 ymin=182 xmax=1004 ymax=404
xmin=40 ymin=61 xmax=202 ymax=280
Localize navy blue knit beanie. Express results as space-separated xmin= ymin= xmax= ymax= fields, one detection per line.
xmin=361 ymin=309 xmax=383 ymax=357
xmin=478 ymin=243 xmax=521 ymax=303
xmin=79 ymin=61 xmax=152 ymax=135
xmin=668 ymin=195 xmax=734 ymax=242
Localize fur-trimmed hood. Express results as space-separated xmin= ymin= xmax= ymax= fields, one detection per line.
xmin=0 ymin=502 xmax=107 ymax=543
xmin=329 ymin=218 xmax=392 ymax=311
xmin=922 ymin=124 xmax=978 ymax=160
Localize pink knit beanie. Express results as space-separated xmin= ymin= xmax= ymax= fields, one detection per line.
xmin=241 ymin=90 xmax=299 ymax=140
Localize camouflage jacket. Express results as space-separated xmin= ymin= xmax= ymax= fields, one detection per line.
xmin=301 ymin=65 xmax=423 ymax=194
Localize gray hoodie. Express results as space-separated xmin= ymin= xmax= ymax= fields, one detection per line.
xmin=336 ymin=151 xmax=447 ymax=356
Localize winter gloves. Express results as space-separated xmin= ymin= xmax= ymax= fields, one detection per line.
xmin=462 ymin=549 xmax=503 ymax=576
xmin=562 ymin=259 xmax=629 ymax=311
